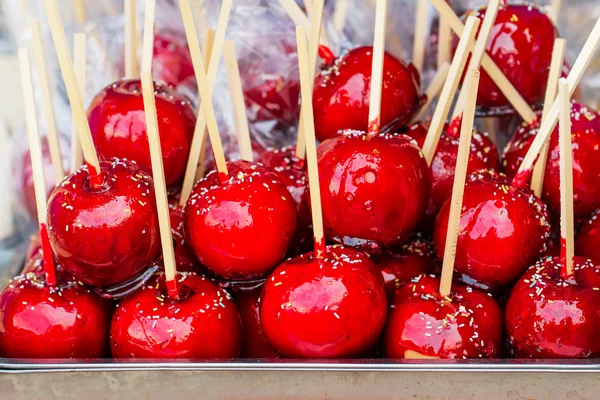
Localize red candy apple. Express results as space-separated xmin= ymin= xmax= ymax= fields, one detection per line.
xmin=317 ymin=131 xmax=431 ymax=253
xmin=434 ymin=170 xmax=551 ymax=291
xmin=183 ymin=160 xmax=297 ymax=280
xmin=153 ymin=31 xmax=194 ymax=87
xmin=236 ymin=286 xmax=279 ymax=358
xmin=458 ymin=3 xmax=556 ymax=109
xmin=87 ymin=79 xmax=196 ymax=185
xmin=503 ymin=102 xmax=600 ymax=218
xmin=313 ymin=46 xmax=422 ymax=141
xmin=383 ymin=274 xmax=503 ymax=359
xmin=0 ymin=274 xmax=112 ymax=358
xmin=47 ymin=159 xmax=161 ymax=288
xmin=257 ymin=145 xmax=306 ymax=205
xmin=577 ymin=210 xmax=600 ymax=264
xmin=110 ymin=272 xmax=242 ymax=358
xmin=261 ymin=245 xmax=387 ymax=358
xmin=505 ymin=256 xmax=600 ymax=358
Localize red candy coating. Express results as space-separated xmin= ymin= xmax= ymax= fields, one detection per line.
xmin=0 ymin=274 xmax=112 ymax=358
xmin=261 ymin=245 xmax=387 ymax=358
xmin=257 ymin=146 xmax=306 ymax=205
xmin=153 ymin=32 xmax=194 ymax=87
xmin=505 ymin=257 xmax=600 ymax=358
xmin=383 ymin=274 xmax=503 ymax=359
xmin=236 ymin=287 xmax=279 ymax=358
xmin=313 ymin=46 xmax=422 ymax=141
xmin=110 ymin=272 xmax=242 ymax=358
xmin=184 ymin=160 xmax=297 ymax=280
xmin=317 ymin=131 xmax=431 ymax=253
xmin=47 ymin=159 xmax=161 ymax=288
xmin=88 ymin=79 xmax=196 ymax=185
xmin=577 ymin=210 xmax=600 ymax=264
xmin=244 ymin=77 xmax=300 ymax=129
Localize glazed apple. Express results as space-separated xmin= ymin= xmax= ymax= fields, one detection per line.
xmin=236 ymin=286 xmax=279 ymax=358
xmin=577 ymin=210 xmax=600 ymax=264
xmin=88 ymin=79 xmax=196 ymax=185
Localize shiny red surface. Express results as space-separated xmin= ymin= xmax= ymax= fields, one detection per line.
xmin=383 ymin=275 xmax=503 ymax=359
xmin=153 ymin=32 xmax=194 ymax=87
xmin=505 ymin=257 xmax=600 ymax=358
xmin=110 ymin=272 xmax=242 ymax=358
xmin=434 ymin=171 xmax=551 ymax=291
xmin=313 ymin=46 xmax=422 ymax=141
xmin=47 ymin=159 xmax=161 ymax=288
xmin=261 ymin=245 xmax=387 ymax=358
xmin=503 ymin=102 xmax=600 ymax=218
xmin=0 ymin=274 xmax=112 ymax=358
xmin=167 ymin=198 xmax=205 ymax=274
xmin=244 ymin=77 xmax=300 ymax=129
xmin=183 ymin=160 xmax=297 ymax=280
xmin=87 ymin=79 xmax=196 ymax=185
xmin=577 ymin=210 xmax=600 ymax=264
xmin=236 ymin=287 xmax=279 ymax=358
xmin=317 ymin=131 xmax=431 ymax=253
xmin=458 ymin=4 xmax=556 ymax=109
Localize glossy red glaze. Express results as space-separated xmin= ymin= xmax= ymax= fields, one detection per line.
xmin=22 ymin=251 xmax=75 ymax=284
xmin=503 ymin=102 xmax=600 ymax=218
xmin=458 ymin=4 xmax=556 ymax=109
xmin=87 ymin=79 xmax=196 ymax=185
xmin=313 ymin=46 xmax=422 ymax=141
xmin=261 ymin=245 xmax=387 ymax=358
xmin=434 ymin=171 xmax=551 ymax=291
xmin=576 ymin=210 xmax=600 ymax=264
xmin=236 ymin=287 xmax=279 ymax=358
xmin=0 ymin=274 xmax=112 ymax=358
xmin=110 ymin=272 xmax=242 ymax=358
xmin=153 ymin=32 xmax=194 ymax=87
xmin=383 ymin=274 xmax=503 ymax=359
xmin=47 ymin=159 xmax=161 ymax=287
xmin=505 ymin=257 xmax=600 ymax=358
xmin=244 ymin=77 xmax=300 ymax=128
xmin=317 ymin=131 xmax=431 ymax=253
xmin=167 ymin=198 xmax=204 ymax=273
xmin=183 ymin=160 xmax=297 ymax=280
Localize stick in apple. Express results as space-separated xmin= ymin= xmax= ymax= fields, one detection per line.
xmin=366 ymin=0 xmax=388 ymax=137
xmin=124 ymin=0 xmax=138 ymax=78
xmin=70 ymin=33 xmax=86 ymax=173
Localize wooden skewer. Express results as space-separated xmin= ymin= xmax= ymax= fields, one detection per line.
xmin=203 ymin=29 xmax=215 ymax=71
xmin=421 ymin=16 xmax=480 ymax=165
xmin=179 ymin=0 xmax=232 ymax=205
xmin=30 ymin=18 xmax=64 ymax=181
xmin=74 ymin=0 xmax=85 ymax=24
xmin=557 ymin=78 xmax=574 ymax=277
xmin=333 ymin=0 xmax=348 ymax=33
xmin=224 ymin=40 xmax=253 ymax=162
xmin=547 ymin=0 xmax=561 ymax=25
xmin=430 ymin=0 xmax=537 ymax=125
xmin=140 ymin=71 xmax=179 ymax=300
xmin=18 ymin=49 xmax=57 ymax=286
xmin=514 ymin=18 xmax=600 ymax=181
xmin=367 ymin=0 xmax=388 ymax=137
xmin=412 ymin=0 xmax=428 ymax=75
xmin=124 ymin=0 xmax=138 ymax=78
xmin=44 ymin=0 xmax=102 ymax=187
xmin=141 ymin=0 xmax=156 ymax=74
xmin=439 ymin=69 xmax=480 ymax=298
xmin=278 ymin=0 xmax=311 ymax=28
xmin=297 ymin=26 xmax=325 ymax=259
xmin=451 ymin=0 xmax=501 ymax=120
xmin=530 ymin=38 xmax=566 ymax=197
xmin=410 ymin=61 xmax=450 ymax=123
xmin=295 ymin=0 xmax=325 ymax=159
xmin=438 ymin=17 xmax=452 ymax=68
xmin=70 ymin=33 xmax=86 ymax=173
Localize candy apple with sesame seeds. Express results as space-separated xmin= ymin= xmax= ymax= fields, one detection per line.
xmin=576 ymin=210 xmax=600 ymax=264
xmin=257 ymin=145 xmax=306 ymax=206
xmin=87 ymin=79 xmax=196 ymax=185
xmin=235 ymin=285 xmax=279 ymax=358
xmin=46 ymin=159 xmax=161 ymax=288
xmin=110 ymin=272 xmax=242 ymax=358
xmin=503 ymin=102 xmax=600 ymax=219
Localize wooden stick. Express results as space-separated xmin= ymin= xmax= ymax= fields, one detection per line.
xmin=439 ymin=69 xmax=480 ymax=298
xmin=30 ymin=18 xmax=64 ymax=181
xmin=557 ymin=78 xmax=574 ymax=277
xmin=413 ymin=0 xmax=428 ymax=75
xmin=203 ymin=29 xmax=215 ymax=71
xmin=179 ymin=0 xmax=232 ymax=205
xmin=140 ymin=71 xmax=178 ymax=300
xmin=438 ymin=17 xmax=452 ymax=69
xmin=514 ymin=18 xmax=600 ymax=180
xmin=224 ymin=40 xmax=253 ymax=162
xmin=124 ymin=0 xmax=138 ymax=78
xmin=278 ymin=0 xmax=311 ymax=28
xmin=44 ymin=0 xmax=103 ymax=187
xmin=410 ymin=61 xmax=450 ymax=123
xmin=74 ymin=0 xmax=85 ymax=24
xmin=303 ymin=0 xmax=313 ymax=17
xmin=451 ymin=0 xmax=501 ymax=120
xmin=333 ymin=0 xmax=348 ymax=32
xmin=70 ymin=33 xmax=86 ymax=173
xmin=141 ymin=0 xmax=156 ymax=74
xmin=367 ymin=0 xmax=388 ymax=137
xmin=530 ymin=38 xmax=566 ymax=197
xmin=295 ymin=0 xmax=325 ymax=159
xmin=430 ymin=0 xmax=537 ymax=125
xmin=297 ymin=26 xmax=325 ymax=259
xmin=421 ymin=16 xmax=480 ymax=165
xmin=18 ymin=49 xmax=57 ymax=286
xmin=547 ymin=0 xmax=561 ymax=25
